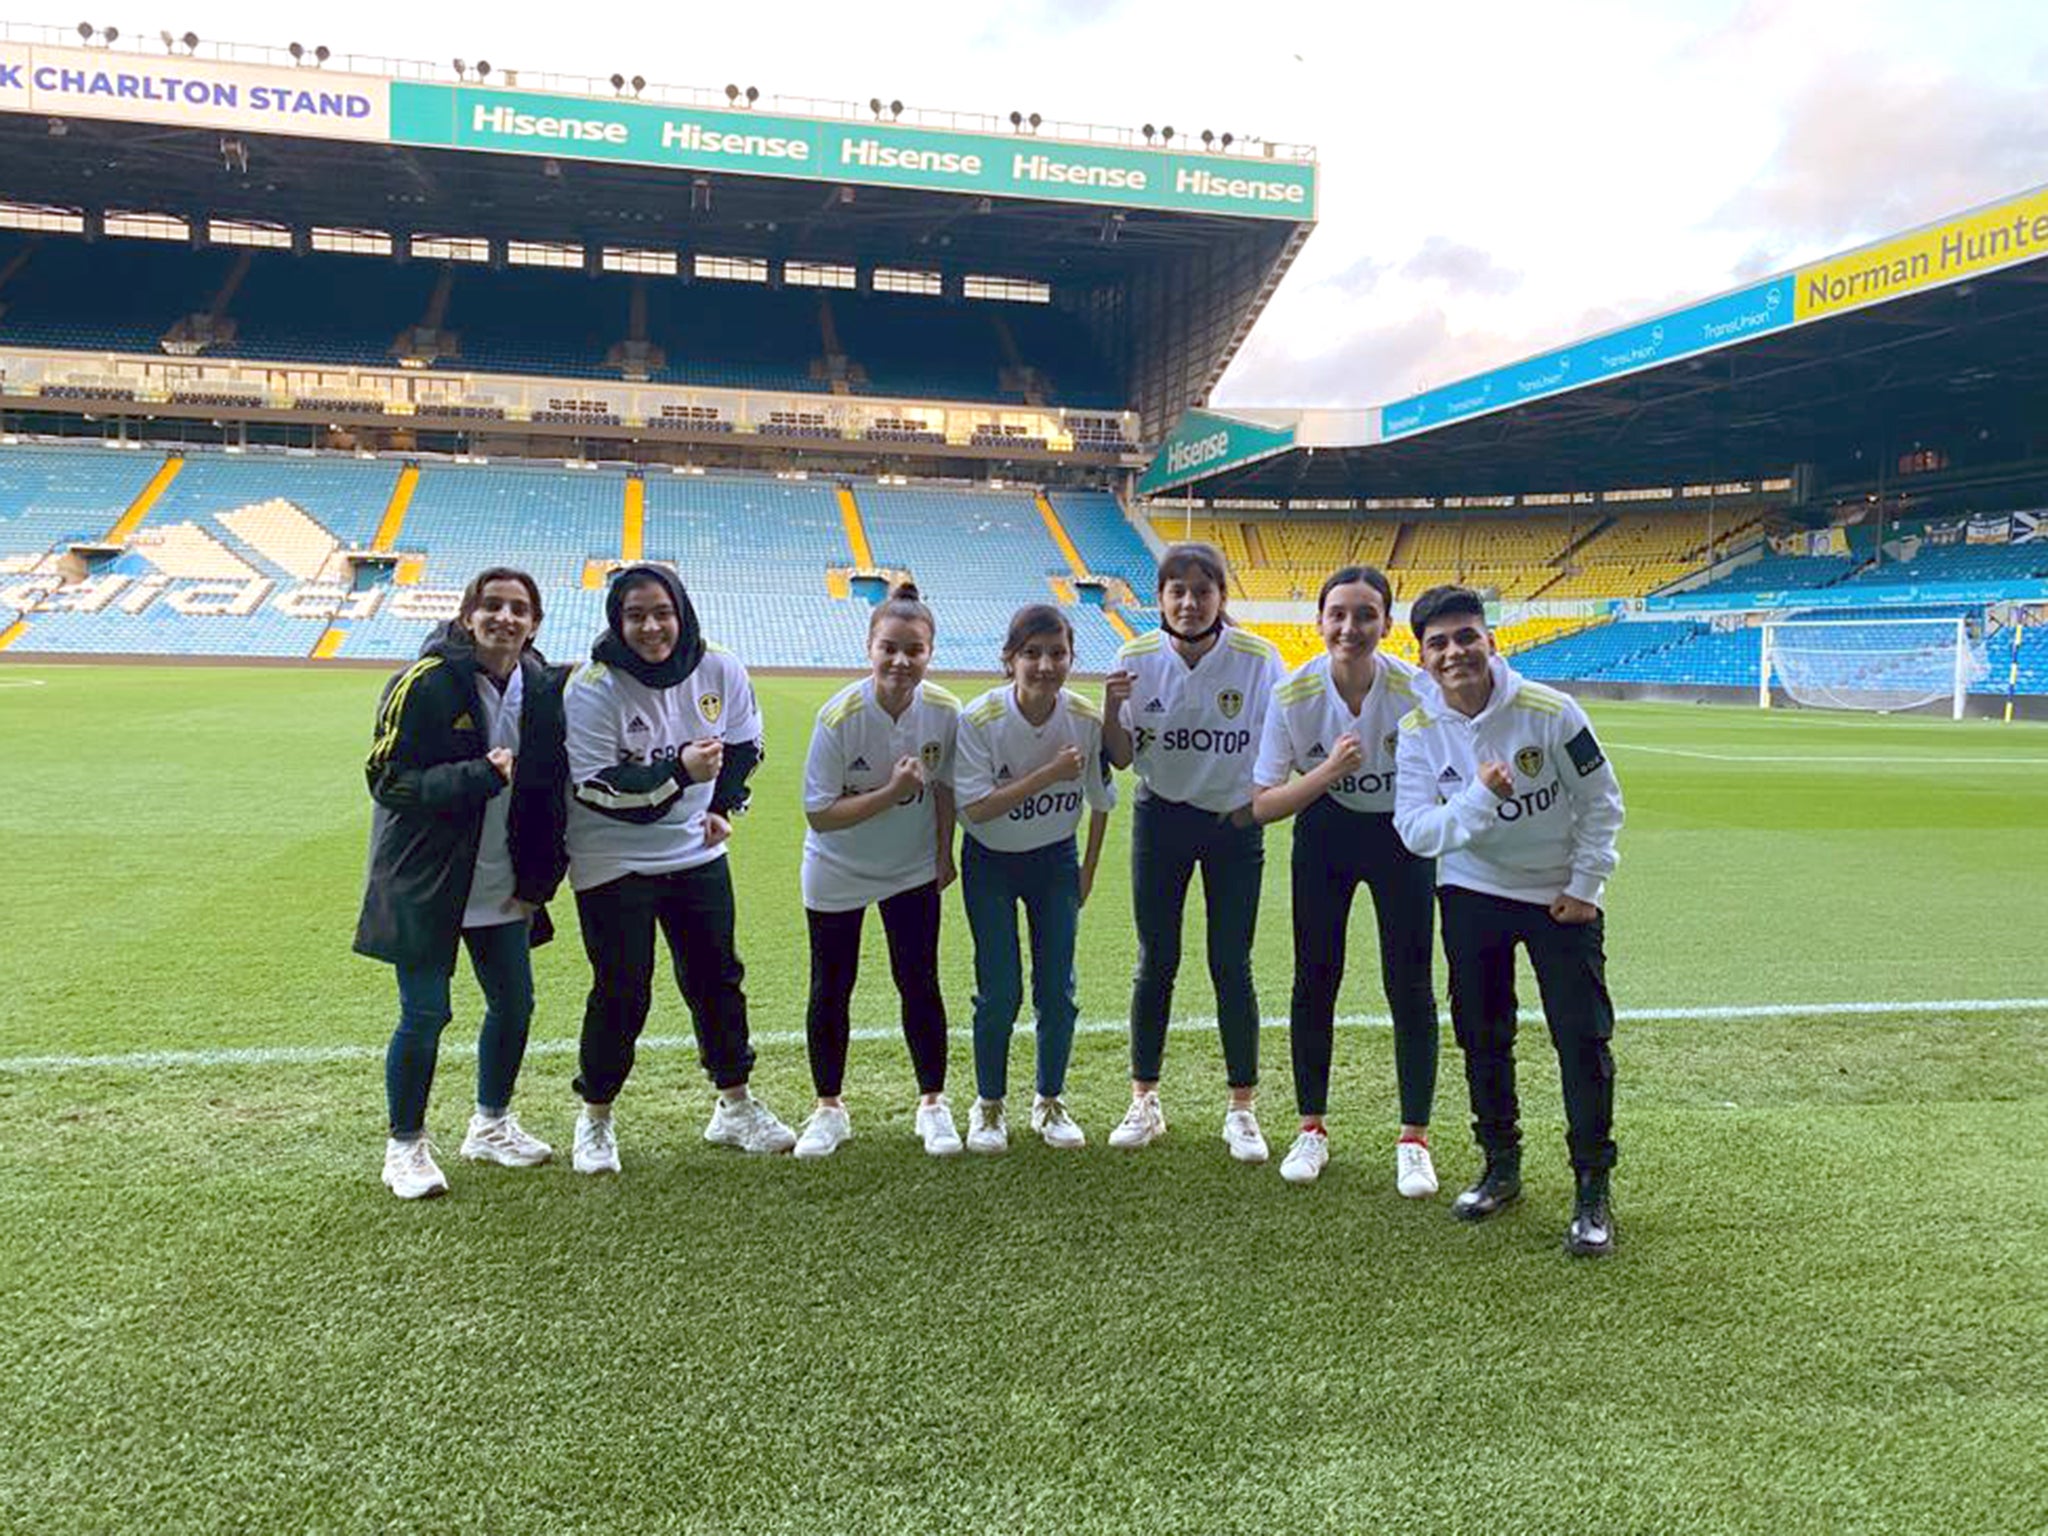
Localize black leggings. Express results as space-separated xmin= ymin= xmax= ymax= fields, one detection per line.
xmin=1288 ymin=799 xmax=1438 ymax=1123
xmin=805 ymin=882 xmax=948 ymax=1098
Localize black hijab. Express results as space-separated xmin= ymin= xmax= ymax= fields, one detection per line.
xmin=593 ymin=564 xmax=704 ymax=689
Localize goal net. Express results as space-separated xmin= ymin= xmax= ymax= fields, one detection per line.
xmin=1760 ymin=616 xmax=1988 ymax=719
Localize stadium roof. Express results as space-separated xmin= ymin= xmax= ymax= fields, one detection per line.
xmin=1142 ymin=179 xmax=2048 ymax=508
xmin=0 ymin=27 xmax=1318 ymax=438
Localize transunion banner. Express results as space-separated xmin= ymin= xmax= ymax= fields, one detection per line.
xmin=1138 ymin=409 xmax=1299 ymax=497
xmin=0 ymin=42 xmax=389 ymax=140
xmin=1380 ymin=276 xmax=1795 ymax=440
xmin=386 ymin=85 xmax=1316 ymax=221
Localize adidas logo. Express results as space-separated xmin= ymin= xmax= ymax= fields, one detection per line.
xmin=849 ymin=755 xmax=871 ymax=772
xmin=1439 ymin=766 xmax=1462 ymax=786
xmin=626 ymin=717 xmax=651 ymax=736
xmin=1305 ymin=743 xmax=1327 ymax=762
xmin=452 ymin=712 xmax=475 ymax=731
xmin=995 ymin=764 xmax=1014 ymax=784
xmin=1142 ymin=698 xmax=1166 ymax=713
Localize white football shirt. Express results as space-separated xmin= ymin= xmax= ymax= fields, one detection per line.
xmin=1114 ymin=627 xmax=1284 ymax=813
xmin=564 ymin=646 xmax=761 ymax=893
xmin=955 ymin=685 xmax=1117 ymax=854
xmin=1253 ymin=651 xmax=1421 ymax=814
xmin=801 ymin=677 xmax=960 ymax=912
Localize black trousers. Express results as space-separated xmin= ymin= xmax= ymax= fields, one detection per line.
xmin=574 ymin=860 xmax=755 ymax=1103
xmin=1129 ymin=792 xmax=1264 ymax=1089
xmin=1289 ymin=799 xmax=1439 ymax=1123
xmin=805 ymin=881 xmax=948 ymax=1099
xmin=1438 ymin=885 xmax=1617 ymax=1172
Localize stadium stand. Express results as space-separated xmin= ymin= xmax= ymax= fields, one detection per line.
xmin=0 ymin=445 xmax=162 ymax=565
xmin=642 ymin=473 xmax=848 ymax=593
xmin=1048 ymin=490 xmax=1156 ymax=596
xmin=857 ymin=485 xmax=1068 ymax=594
xmin=398 ymin=463 xmax=626 ymax=591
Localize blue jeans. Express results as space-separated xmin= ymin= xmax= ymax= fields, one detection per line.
xmin=961 ymin=836 xmax=1081 ymax=1101
xmin=387 ymin=919 xmax=535 ymax=1138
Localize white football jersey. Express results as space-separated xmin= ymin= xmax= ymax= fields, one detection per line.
xmin=801 ymin=677 xmax=960 ymax=912
xmin=1114 ymin=626 xmax=1284 ymax=813
xmin=564 ymin=646 xmax=760 ymax=892
xmin=955 ymin=685 xmax=1117 ymax=854
xmin=1253 ymin=651 xmax=1421 ymax=814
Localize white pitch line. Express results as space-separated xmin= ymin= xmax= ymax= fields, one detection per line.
xmin=1607 ymin=742 xmax=2048 ymax=765
xmin=2 ymin=997 xmax=2044 ymax=1075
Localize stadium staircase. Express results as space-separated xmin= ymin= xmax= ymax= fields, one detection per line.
xmin=622 ymin=476 xmax=646 ymax=563
xmin=103 ymin=455 xmax=183 ymax=544
xmin=371 ymin=466 xmax=420 ymax=551
xmin=837 ymin=486 xmax=875 ymax=569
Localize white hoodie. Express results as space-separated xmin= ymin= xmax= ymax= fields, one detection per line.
xmin=1392 ymin=656 xmax=1624 ymax=907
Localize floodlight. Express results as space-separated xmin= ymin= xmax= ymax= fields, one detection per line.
xmin=183 ymin=31 xmax=199 ymax=50
xmin=1220 ymin=132 xmax=1233 ymax=149
xmin=477 ymin=61 xmax=491 ymax=79
xmin=888 ymin=99 xmax=902 ymax=119
xmin=315 ymin=45 xmax=330 ymax=64
xmin=77 ymin=21 xmax=93 ymax=39
xmin=869 ymin=97 xmax=883 ymax=118
xmin=102 ymin=26 xmax=117 ymax=43
xmin=1141 ymin=123 xmax=1155 ymax=142
xmin=745 ymin=86 xmax=759 ymax=105
xmin=160 ymin=29 xmax=174 ymax=49
xmin=630 ymin=75 xmax=645 ymax=95
xmin=611 ymin=72 xmax=625 ymax=91
xmin=453 ymin=58 xmax=467 ymax=77
xmin=289 ymin=41 xmax=304 ymax=60
xmin=1160 ymin=125 xmax=1174 ymax=142
xmin=725 ymin=84 xmax=740 ymax=103
xmin=1028 ymin=113 xmax=1041 ymax=130
xmin=1009 ymin=110 xmax=1023 ymax=128
xmin=1201 ymin=129 xmax=1214 ymax=148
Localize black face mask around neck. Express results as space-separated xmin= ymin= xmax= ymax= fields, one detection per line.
xmin=1161 ymin=615 xmax=1225 ymax=644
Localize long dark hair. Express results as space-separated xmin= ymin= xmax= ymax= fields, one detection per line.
xmin=869 ymin=579 xmax=935 ymax=640
xmin=1316 ymin=564 xmax=1393 ymax=616
xmin=1001 ymin=603 xmax=1074 ymax=675
xmin=458 ymin=566 xmax=544 ymax=635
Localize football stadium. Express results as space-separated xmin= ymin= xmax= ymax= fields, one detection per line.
xmin=2 ymin=19 xmax=2044 ymax=1534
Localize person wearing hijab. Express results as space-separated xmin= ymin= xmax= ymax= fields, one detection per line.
xmin=355 ymin=567 xmax=568 ymax=1199
xmin=563 ymin=563 xmax=793 ymax=1172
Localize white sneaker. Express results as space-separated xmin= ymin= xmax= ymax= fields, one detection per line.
xmin=1031 ymin=1094 xmax=1087 ymax=1150
xmin=1223 ymin=1105 xmax=1269 ymax=1164
xmin=1108 ymin=1091 xmax=1166 ymax=1150
xmin=966 ymin=1098 xmax=1009 ymax=1155
xmin=704 ymin=1092 xmax=797 ymax=1154
xmin=1280 ymin=1128 xmax=1329 ymax=1185
xmin=382 ymin=1136 xmax=449 ymax=1200
xmin=916 ymin=1096 xmax=964 ymax=1156
xmin=793 ymin=1105 xmax=853 ymax=1160
xmin=1396 ymin=1138 xmax=1439 ymax=1198
xmin=571 ymin=1110 xmax=621 ymax=1175
xmin=460 ymin=1110 xmax=553 ymax=1167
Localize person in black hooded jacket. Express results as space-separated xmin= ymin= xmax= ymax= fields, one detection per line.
xmin=561 ymin=562 xmax=794 ymax=1172
xmin=354 ymin=566 xmax=568 ymax=1199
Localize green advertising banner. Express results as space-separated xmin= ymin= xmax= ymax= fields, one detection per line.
xmin=1138 ymin=409 xmax=1299 ymax=497
xmin=389 ymin=83 xmax=1315 ymax=221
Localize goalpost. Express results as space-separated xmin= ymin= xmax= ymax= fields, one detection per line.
xmin=1758 ymin=615 xmax=1988 ymax=720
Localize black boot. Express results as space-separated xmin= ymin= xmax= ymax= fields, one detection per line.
xmin=1450 ymin=1149 xmax=1521 ymax=1222
xmin=1564 ymin=1169 xmax=1614 ymax=1257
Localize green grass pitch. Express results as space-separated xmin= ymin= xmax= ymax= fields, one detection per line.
xmin=1 ymin=662 xmax=2044 ymax=1534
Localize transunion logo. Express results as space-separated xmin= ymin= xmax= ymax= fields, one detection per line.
xmin=1164 ymin=430 xmax=1232 ymax=475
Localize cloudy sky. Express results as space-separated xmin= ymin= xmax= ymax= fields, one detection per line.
xmin=52 ymin=0 xmax=2048 ymax=407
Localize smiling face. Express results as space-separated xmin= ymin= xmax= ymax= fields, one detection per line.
xmin=868 ymin=614 xmax=933 ymax=693
xmin=462 ymin=578 xmax=538 ymax=673
xmin=1160 ymin=573 xmax=1223 ymax=637
xmin=1318 ymin=579 xmax=1388 ymax=662
xmin=1009 ymin=629 xmax=1073 ymax=697
xmin=1419 ymin=612 xmax=1496 ymax=692
xmin=617 ymin=577 xmax=679 ymax=666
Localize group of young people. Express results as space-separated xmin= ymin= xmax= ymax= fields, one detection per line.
xmin=354 ymin=542 xmax=1625 ymax=1256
